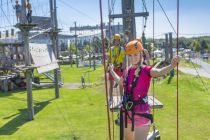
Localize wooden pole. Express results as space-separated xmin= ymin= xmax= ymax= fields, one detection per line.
xmin=75 ymin=21 xmax=78 ymax=68
xmin=15 ymin=24 xmax=37 ymax=121
xmin=50 ymin=0 xmax=59 ymax=98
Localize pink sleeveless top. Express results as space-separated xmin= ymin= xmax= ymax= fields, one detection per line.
xmin=123 ymin=66 xmax=152 ymax=113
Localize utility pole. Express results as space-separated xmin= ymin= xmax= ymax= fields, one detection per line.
xmin=54 ymin=0 xmax=59 ymax=59
xmin=69 ymin=41 xmax=73 ymax=67
xmin=50 ymin=0 xmax=59 ymax=98
xmin=142 ymin=32 xmax=146 ymax=49
xmin=93 ymin=37 xmax=96 ymax=70
xmin=89 ymin=39 xmax=91 ymax=68
xmin=169 ymin=32 xmax=173 ymax=60
xmin=75 ymin=21 xmax=78 ymax=68
xmin=109 ymin=0 xmax=149 ymax=41
xmin=165 ymin=33 xmax=169 ymax=62
xmin=118 ymin=22 xmax=120 ymax=33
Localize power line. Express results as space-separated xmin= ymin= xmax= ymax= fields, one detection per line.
xmin=157 ymin=0 xmax=177 ymax=35
xmin=179 ymin=33 xmax=210 ymax=36
xmin=0 ymin=5 xmax=13 ymax=27
xmin=58 ymin=0 xmax=99 ymax=23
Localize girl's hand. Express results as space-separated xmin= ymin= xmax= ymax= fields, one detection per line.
xmin=171 ymin=55 xmax=181 ymax=68
xmin=109 ymin=64 xmax=114 ymax=72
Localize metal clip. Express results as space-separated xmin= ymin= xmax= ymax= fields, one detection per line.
xmin=126 ymin=101 xmax=133 ymax=110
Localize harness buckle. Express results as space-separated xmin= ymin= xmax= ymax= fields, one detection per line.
xmin=125 ymin=101 xmax=133 ymax=111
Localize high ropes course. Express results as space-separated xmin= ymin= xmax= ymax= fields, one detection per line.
xmin=0 ymin=0 xmax=61 ymax=121
xmin=0 ymin=0 xmax=51 ymax=40
xmin=99 ymin=0 xmax=180 ymax=140
xmin=0 ymin=0 xmax=209 ymax=140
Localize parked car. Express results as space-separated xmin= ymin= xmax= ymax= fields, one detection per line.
xmin=202 ymin=53 xmax=209 ymax=60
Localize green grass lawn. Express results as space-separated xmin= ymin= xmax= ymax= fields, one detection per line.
xmin=179 ymin=59 xmax=200 ymax=68
xmin=149 ymin=72 xmax=210 ymax=140
xmin=0 ymin=87 xmax=117 ymax=140
xmin=34 ymin=64 xmax=105 ymax=83
xmin=60 ymin=65 xmax=104 ymax=83
xmin=0 ymin=65 xmax=210 ymax=140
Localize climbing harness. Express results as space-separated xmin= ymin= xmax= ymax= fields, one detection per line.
xmin=121 ymin=66 xmax=153 ymax=131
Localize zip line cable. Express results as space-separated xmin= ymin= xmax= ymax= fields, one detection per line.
xmin=0 ymin=0 xmax=16 ymax=29
xmin=142 ymin=0 xmax=148 ymax=13
xmin=0 ymin=6 xmax=13 ymax=27
xmin=192 ymin=58 xmax=210 ymax=76
xmin=99 ymin=0 xmax=112 ymax=140
xmin=157 ymin=0 xmax=177 ymax=35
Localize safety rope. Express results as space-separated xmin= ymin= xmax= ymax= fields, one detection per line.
xmin=99 ymin=0 xmax=112 ymax=140
xmin=142 ymin=0 xmax=148 ymax=34
xmin=152 ymin=0 xmax=156 ymax=131
xmin=176 ymin=0 xmax=179 ymax=139
xmin=108 ymin=1 xmax=116 ymax=139
xmin=190 ymin=61 xmax=210 ymax=94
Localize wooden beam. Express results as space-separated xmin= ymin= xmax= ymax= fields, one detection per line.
xmin=109 ymin=12 xmax=149 ymax=19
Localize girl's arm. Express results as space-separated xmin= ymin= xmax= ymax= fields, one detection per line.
xmin=109 ymin=65 xmax=124 ymax=86
xmin=143 ymin=49 xmax=150 ymax=65
xmin=150 ymin=55 xmax=181 ymax=78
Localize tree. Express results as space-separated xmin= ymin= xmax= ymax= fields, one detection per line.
xmin=68 ymin=43 xmax=76 ymax=54
xmin=201 ymin=39 xmax=208 ymax=53
xmin=104 ymin=37 xmax=109 ymax=50
xmin=191 ymin=40 xmax=200 ymax=52
xmin=83 ymin=44 xmax=93 ymax=55
xmin=93 ymin=36 xmax=102 ymax=53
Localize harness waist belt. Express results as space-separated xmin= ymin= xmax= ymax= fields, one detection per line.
xmin=134 ymin=113 xmax=153 ymax=123
xmin=133 ymin=96 xmax=148 ymax=105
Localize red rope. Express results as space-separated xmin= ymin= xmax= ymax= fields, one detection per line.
xmin=176 ymin=0 xmax=179 ymax=139
xmin=108 ymin=1 xmax=115 ymax=140
xmin=152 ymin=0 xmax=155 ymax=130
xmin=99 ymin=0 xmax=111 ymax=140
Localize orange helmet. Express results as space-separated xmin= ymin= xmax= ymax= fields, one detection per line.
xmin=114 ymin=34 xmax=121 ymax=40
xmin=136 ymin=37 xmax=142 ymax=43
xmin=125 ymin=40 xmax=144 ymax=55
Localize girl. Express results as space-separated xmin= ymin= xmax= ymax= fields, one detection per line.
xmin=109 ymin=40 xmax=180 ymax=140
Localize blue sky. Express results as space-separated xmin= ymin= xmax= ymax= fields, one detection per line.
xmin=57 ymin=0 xmax=210 ymax=38
xmin=0 ymin=0 xmax=210 ymax=38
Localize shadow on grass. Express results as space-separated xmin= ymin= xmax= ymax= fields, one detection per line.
xmin=0 ymin=98 xmax=55 ymax=135
xmin=0 ymin=87 xmax=55 ymax=98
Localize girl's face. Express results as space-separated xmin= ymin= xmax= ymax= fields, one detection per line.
xmin=128 ymin=52 xmax=142 ymax=66
xmin=114 ymin=39 xmax=120 ymax=46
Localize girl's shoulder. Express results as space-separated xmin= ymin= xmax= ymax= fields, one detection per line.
xmin=142 ymin=65 xmax=152 ymax=71
xmin=142 ymin=65 xmax=153 ymax=76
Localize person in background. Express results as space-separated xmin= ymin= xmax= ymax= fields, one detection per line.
xmin=107 ymin=34 xmax=126 ymax=105
xmin=26 ymin=0 xmax=32 ymax=23
xmin=14 ymin=0 xmax=21 ymax=23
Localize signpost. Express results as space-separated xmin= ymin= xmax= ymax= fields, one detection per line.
xmin=29 ymin=43 xmax=59 ymax=73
